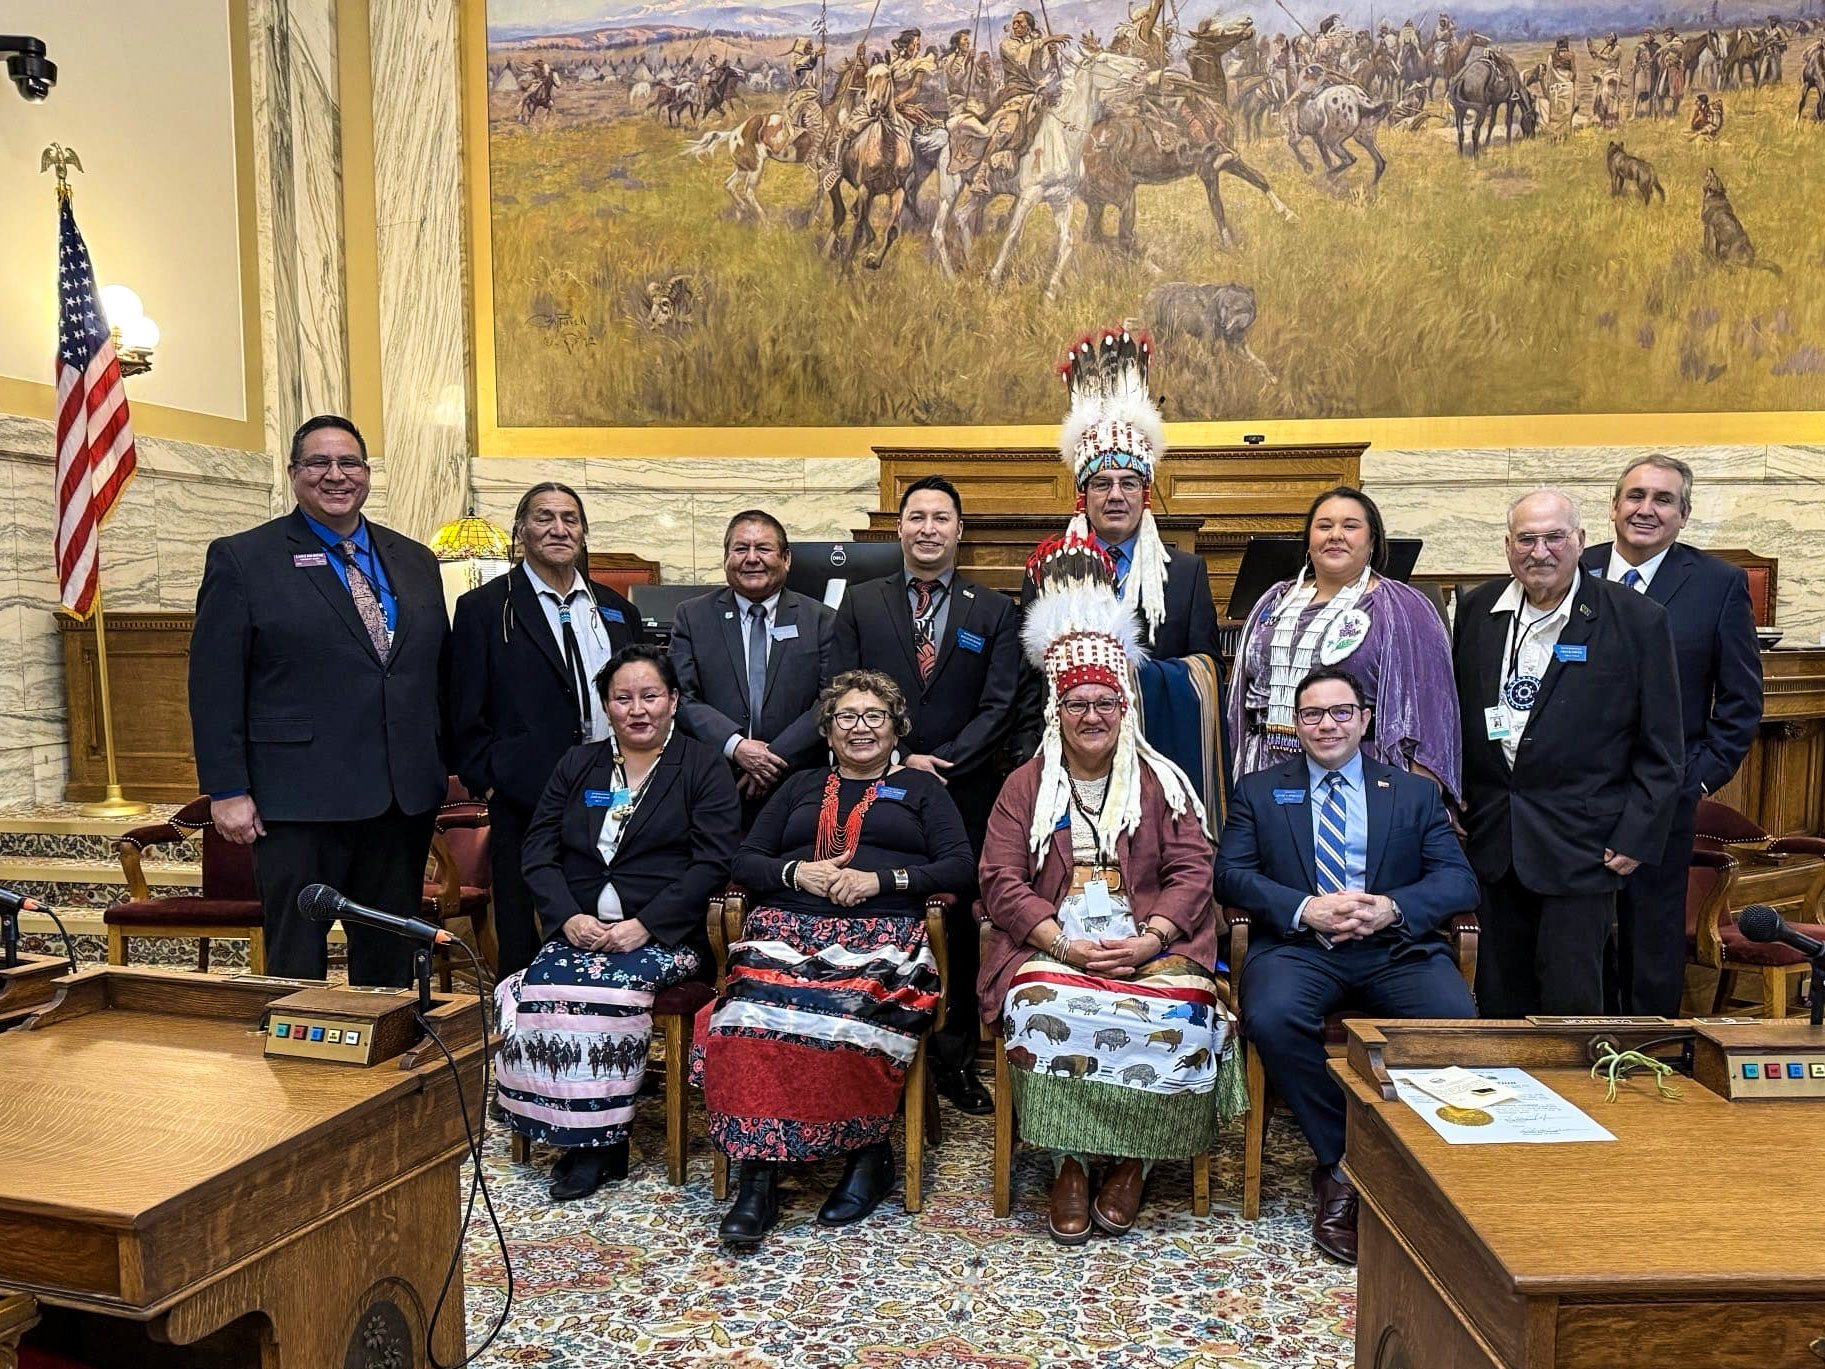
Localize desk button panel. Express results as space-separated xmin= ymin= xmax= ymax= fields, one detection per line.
xmin=1728 ymin=1052 xmax=1825 ymax=1099
xmin=264 ymin=1016 xmax=377 ymax=1065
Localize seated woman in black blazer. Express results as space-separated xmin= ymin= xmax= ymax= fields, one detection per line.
xmin=495 ymin=643 xmax=739 ymax=1201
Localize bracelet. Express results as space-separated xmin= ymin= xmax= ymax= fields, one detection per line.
xmin=892 ymin=868 xmax=910 ymax=892
xmin=784 ymin=860 xmax=800 ymax=890
xmin=1145 ymin=926 xmax=1169 ymax=954
xmin=1049 ymin=928 xmax=1072 ymax=963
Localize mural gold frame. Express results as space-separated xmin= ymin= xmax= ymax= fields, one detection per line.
xmin=459 ymin=0 xmax=1824 ymax=459
xmin=0 ymin=0 xmax=265 ymax=451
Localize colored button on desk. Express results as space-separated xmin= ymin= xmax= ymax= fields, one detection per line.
xmin=1789 ymin=1063 xmax=1806 ymax=1079
xmin=309 ymin=1026 xmax=325 ymax=1042
xmin=1812 ymin=1064 xmax=1825 ymax=1079
xmin=273 ymin=1023 xmax=290 ymax=1038
xmin=1743 ymin=1063 xmax=1761 ymax=1079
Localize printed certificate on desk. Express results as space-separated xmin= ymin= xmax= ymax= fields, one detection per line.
xmin=1387 ymin=1067 xmax=1617 ymax=1145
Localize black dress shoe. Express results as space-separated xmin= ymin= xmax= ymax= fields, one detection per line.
xmin=1310 ymin=1165 xmax=1360 ymax=1265
xmin=817 ymin=1141 xmax=895 ymax=1225
xmin=549 ymin=1141 xmax=629 ymax=1201
xmin=719 ymin=1161 xmax=781 ymax=1247
xmin=934 ymin=1064 xmax=994 ymax=1116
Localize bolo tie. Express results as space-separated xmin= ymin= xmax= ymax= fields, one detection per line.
xmin=557 ymin=601 xmax=592 ymax=743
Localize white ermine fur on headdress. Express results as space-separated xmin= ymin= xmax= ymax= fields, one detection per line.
xmin=1020 ymin=568 xmax=1205 ymax=867
xmin=1058 ymin=327 xmax=1171 ymax=638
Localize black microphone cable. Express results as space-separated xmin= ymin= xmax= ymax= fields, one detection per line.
xmin=41 ymin=902 xmax=79 ymax=975
xmin=418 ymin=936 xmax=514 ymax=1369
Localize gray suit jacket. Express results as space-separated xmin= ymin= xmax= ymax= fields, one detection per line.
xmin=670 ymin=585 xmax=836 ymax=768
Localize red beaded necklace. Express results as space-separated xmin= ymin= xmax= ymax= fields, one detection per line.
xmin=814 ymin=767 xmax=887 ymax=861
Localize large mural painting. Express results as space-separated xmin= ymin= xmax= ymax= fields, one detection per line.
xmin=469 ymin=0 xmax=1825 ymax=439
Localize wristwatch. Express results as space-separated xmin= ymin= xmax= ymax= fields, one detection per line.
xmin=1387 ymin=898 xmax=1406 ymax=928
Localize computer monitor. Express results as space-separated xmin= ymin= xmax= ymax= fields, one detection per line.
xmin=1225 ymin=536 xmax=1423 ymax=623
xmin=785 ymin=540 xmax=906 ymax=607
xmin=628 ymin=583 xmax=709 ymax=629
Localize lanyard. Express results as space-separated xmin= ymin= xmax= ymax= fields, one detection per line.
xmin=1503 ymin=602 xmax=1560 ymax=691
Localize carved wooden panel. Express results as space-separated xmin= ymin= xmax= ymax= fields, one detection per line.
xmin=58 ymin=612 xmax=199 ymax=803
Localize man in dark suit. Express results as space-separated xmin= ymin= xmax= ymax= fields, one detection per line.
xmin=833 ymin=474 xmax=1018 ymax=1114
xmin=1454 ymin=489 xmax=1684 ymax=1017
xmin=189 ymin=415 xmax=449 ymax=986
xmin=448 ymin=482 xmax=647 ymax=978
xmin=1216 ymin=665 xmax=1478 ymax=1264
xmin=1581 ymin=455 xmax=1763 ymax=1016
xmin=670 ymin=510 xmax=835 ymax=827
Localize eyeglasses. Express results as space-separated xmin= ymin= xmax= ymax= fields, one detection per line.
xmin=1295 ymin=704 xmax=1363 ymax=726
xmin=1086 ymin=475 xmax=1145 ymax=495
xmin=294 ymin=456 xmax=370 ymax=475
xmin=1511 ymin=531 xmax=1571 ymax=552
xmin=1060 ymin=697 xmax=1125 ymax=718
xmin=831 ymin=708 xmax=891 ymax=729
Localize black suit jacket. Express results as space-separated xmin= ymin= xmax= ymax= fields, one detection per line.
xmin=1215 ymin=755 xmax=1480 ymax=959
xmin=521 ymin=734 xmax=740 ymax=949
xmin=832 ymin=571 xmax=1019 ymax=778
xmin=669 ymin=586 xmax=835 ymax=769
xmin=1012 ymin=544 xmax=1220 ymax=759
xmin=1580 ymin=540 xmax=1763 ymax=797
xmin=447 ymin=566 xmax=647 ymax=811
xmin=1453 ymin=572 xmax=1684 ymax=894
xmin=188 ymin=509 xmax=449 ymax=823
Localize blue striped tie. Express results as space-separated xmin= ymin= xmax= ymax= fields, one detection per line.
xmin=1621 ymin=568 xmax=1643 ymax=590
xmin=1314 ymin=772 xmax=1348 ymax=895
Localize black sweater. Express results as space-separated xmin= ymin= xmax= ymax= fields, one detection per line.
xmin=732 ymin=767 xmax=975 ymax=918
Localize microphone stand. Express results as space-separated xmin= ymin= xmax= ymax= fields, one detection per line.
xmin=413 ymin=946 xmax=434 ymax=1017
xmin=2 ymin=906 xmax=17 ymax=969
xmin=1812 ymin=954 xmax=1824 ymax=1030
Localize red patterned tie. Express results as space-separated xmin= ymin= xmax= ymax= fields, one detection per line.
xmin=337 ymin=539 xmax=391 ymax=657
xmin=911 ymin=578 xmax=938 ymax=682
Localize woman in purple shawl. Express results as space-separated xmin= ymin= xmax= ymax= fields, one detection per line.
xmin=1227 ymin=487 xmax=1461 ymax=801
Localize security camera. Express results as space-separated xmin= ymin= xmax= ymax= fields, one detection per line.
xmin=1 ymin=36 xmax=56 ymax=101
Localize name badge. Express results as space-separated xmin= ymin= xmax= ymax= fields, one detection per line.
xmin=600 ymin=607 xmax=626 ymax=624
xmin=1083 ymin=878 xmax=1114 ymax=921
xmin=1553 ymin=643 xmax=1587 ymax=662
xmin=770 ymin=622 xmax=799 ymax=641
xmin=1484 ymin=705 xmax=1513 ymax=740
xmin=956 ymin=628 xmax=985 ymax=653
xmin=874 ymin=784 xmax=907 ymax=800
xmin=1273 ymin=788 xmax=1306 ymax=805
xmin=292 ymin=552 xmax=328 ymax=568
xmin=584 ymin=788 xmax=628 ymax=808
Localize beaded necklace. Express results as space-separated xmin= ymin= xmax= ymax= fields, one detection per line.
xmin=813 ymin=763 xmax=890 ymax=860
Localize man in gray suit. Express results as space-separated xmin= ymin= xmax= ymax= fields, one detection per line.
xmin=671 ymin=511 xmax=836 ymax=825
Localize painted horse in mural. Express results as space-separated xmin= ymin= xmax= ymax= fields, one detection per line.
xmin=825 ymin=64 xmax=914 ymax=271
xmin=1448 ymin=48 xmax=1537 ymax=155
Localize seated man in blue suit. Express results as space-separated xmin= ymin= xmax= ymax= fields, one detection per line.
xmin=1214 ymin=665 xmax=1478 ymax=1266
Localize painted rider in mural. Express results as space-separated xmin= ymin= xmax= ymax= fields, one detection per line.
xmin=941 ymin=30 xmax=982 ymax=114
xmin=968 ymin=10 xmax=1069 ymax=195
xmin=888 ymin=28 xmax=939 ymax=131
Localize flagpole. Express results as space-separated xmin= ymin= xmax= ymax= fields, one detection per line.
xmin=80 ymin=585 xmax=146 ymax=818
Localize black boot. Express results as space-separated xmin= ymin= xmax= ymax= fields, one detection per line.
xmin=934 ymin=1062 xmax=994 ymax=1116
xmin=549 ymin=1140 xmax=629 ymax=1201
xmin=720 ymin=1161 xmax=781 ymax=1247
xmin=817 ymin=1141 xmax=895 ymax=1225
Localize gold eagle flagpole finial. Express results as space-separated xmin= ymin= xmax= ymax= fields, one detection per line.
xmin=41 ymin=143 xmax=82 ymax=201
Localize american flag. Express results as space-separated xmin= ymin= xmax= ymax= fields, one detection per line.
xmin=54 ymin=194 xmax=138 ymax=619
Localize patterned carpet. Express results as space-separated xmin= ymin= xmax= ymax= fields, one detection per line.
xmin=460 ymin=1094 xmax=1356 ymax=1368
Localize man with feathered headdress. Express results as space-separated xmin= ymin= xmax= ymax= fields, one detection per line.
xmin=980 ymin=534 xmax=1237 ymax=1245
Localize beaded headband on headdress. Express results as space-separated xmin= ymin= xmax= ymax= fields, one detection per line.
xmin=1057 ymin=328 xmax=1165 ymax=494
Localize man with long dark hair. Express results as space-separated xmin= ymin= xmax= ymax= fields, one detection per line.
xmin=448 ymin=483 xmax=647 ymax=977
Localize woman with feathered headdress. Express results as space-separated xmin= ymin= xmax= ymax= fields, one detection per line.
xmin=978 ymin=536 xmax=1240 ymax=1245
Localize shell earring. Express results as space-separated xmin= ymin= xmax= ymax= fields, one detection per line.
xmin=891 ymin=748 xmax=902 ymax=765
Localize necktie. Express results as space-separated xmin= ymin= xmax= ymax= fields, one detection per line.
xmin=746 ymin=602 xmax=768 ymax=729
xmin=1621 ymin=568 xmax=1644 ymax=590
xmin=910 ymin=579 xmax=940 ymax=682
xmin=1314 ymin=772 xmax=1348 ymax=896
xmin=1106 ymin=543 xmax=1129 ymax=591
xmin=336 ymin=540 xmax=390 ymax=657
xmin=558 ymin=598 xmax=591 ymax=740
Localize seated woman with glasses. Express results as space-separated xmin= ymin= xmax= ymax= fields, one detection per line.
xmin=697 ymin=669 xmax=976 ymax=1248
xmin=494 ymin=644 xmax=740 ymax=1201
xmin=1227 ymin=485 xmax=1460 ymax=804
xmin=980 ymin=541 xmax=1236 ymax=1246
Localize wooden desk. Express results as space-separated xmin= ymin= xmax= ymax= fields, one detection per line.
xmin=0 ymin=968 xmax=485 ymax=1368
xmin=1339 ymin=1019 xmax=1825 ymax=1369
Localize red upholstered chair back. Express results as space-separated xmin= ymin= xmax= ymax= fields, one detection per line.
xmin=1686 ymin=848 xmax=1734 ymax=941
xmin=1741 ymin=566 xmax=1773 ymax=627
xmin=1695 ymin=798 xmax=1769 ymax=846
xmin=170 ymin=795 xmax=259 ymax=903
xmin=436 ymin=775 xmax=492 ymax=891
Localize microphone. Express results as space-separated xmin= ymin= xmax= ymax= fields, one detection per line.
xmin=1736 ymin=903 xmax=1825 ymax=960
xmin=297 ymin=883 xmax=452 ymax=946
xmin=0 ymin=888 xmax=42 ymax=914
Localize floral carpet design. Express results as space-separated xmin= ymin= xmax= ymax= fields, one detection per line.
xmin=461 ymin=1097 xmax=1355 ymax=1368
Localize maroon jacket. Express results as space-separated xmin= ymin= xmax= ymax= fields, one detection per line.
xmin=977 ymin=756 xmax=1216 ymax=1026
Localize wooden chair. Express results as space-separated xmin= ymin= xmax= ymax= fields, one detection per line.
xmin=420 ymin=779 xmax=500 ymax=986
xmin=983 ymin=910 xmax=1212 ymax=1220
xmin=1221 ymin=906 xmax=1479 ymax=1221
xmin=1693 ymin=799 xmax=1825 ymax=1017
xmin=106 ymin=796 xmax=265 ymax=974
xmin=506 ymin=896 xmax=723 ymax=1185
xmin=709 ymin=890 xmax=949 ymax=1213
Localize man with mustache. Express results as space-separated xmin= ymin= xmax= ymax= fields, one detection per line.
xmin=1581 ymin=455 xmax=1762 ymax=1016
xmin=833 ymin=474 xmax=1019 ymax=1114
xmin=189 ymin=416 xmax=449 ymax=986
xmin=449 ymin=482 xmax=647 ymax=978
xmin=1453 ymin=489 xmax=1683 ymax=1016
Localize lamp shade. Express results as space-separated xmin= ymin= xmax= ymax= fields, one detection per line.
xmin=430 ymin=513 xmax=513 ymax=562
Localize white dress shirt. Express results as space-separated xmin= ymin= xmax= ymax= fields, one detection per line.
xmin=526 ymin=564 xmax=614 ymax=742
xmin=1605 ymin=544 xmax=1671 ymax=592
xmin=1489 ymin=572 xmax=1579 ymax=767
